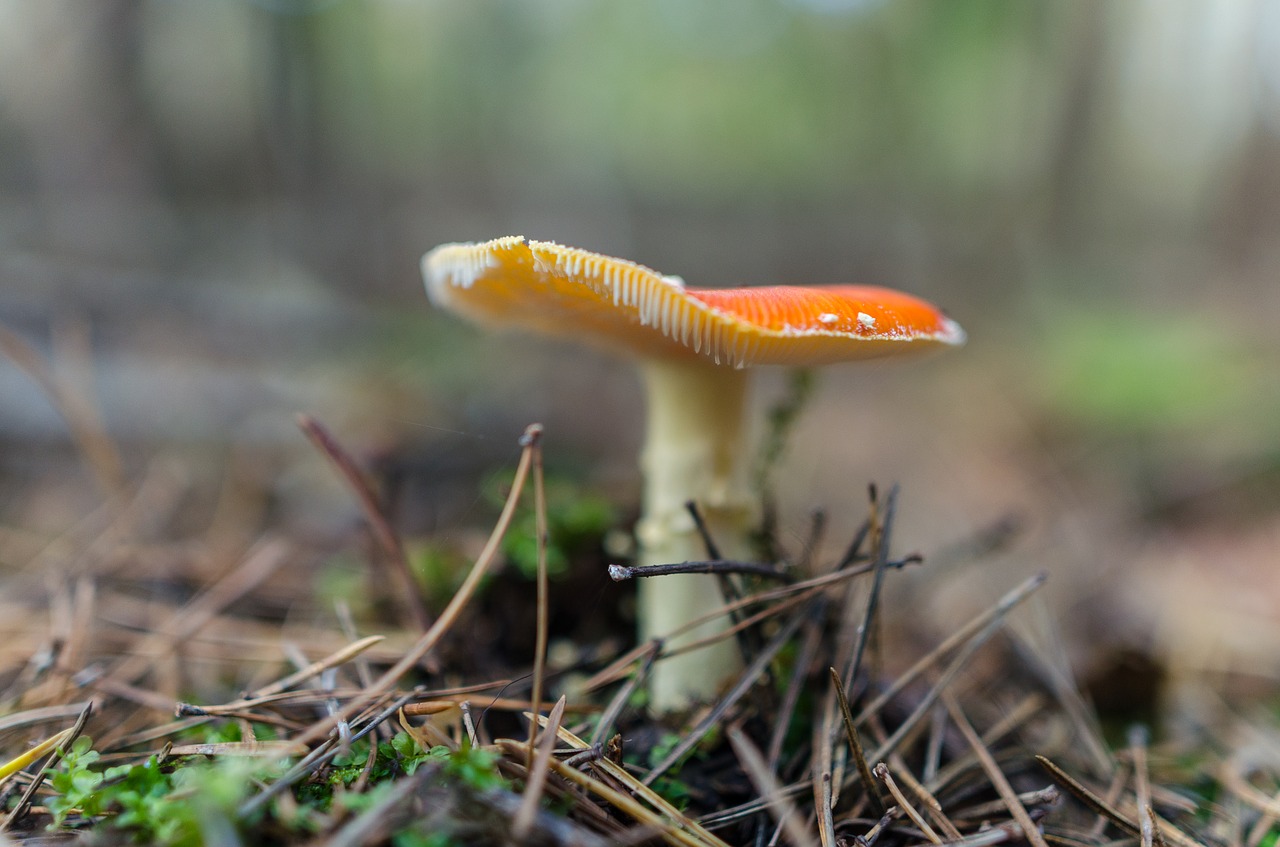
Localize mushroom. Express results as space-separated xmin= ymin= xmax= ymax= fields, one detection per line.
xmin=422 ymin=236 xmax=964 ymax=711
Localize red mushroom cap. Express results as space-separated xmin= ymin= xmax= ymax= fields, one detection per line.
xmin=424 ymin=236 xmax=964 ymax=368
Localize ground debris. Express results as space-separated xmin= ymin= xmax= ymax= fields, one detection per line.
xmin=0 ymin=420 xmax=1246 ymax=846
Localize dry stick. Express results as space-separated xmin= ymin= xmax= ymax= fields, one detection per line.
xmin=1005 ymin=619 xmax=1112 ymax=778
xmin=0 ymin=323 xmax=125 ymax=498
xmin=1115 ymin=800 xmax=1205 ymax=847
xmin=52 ymin=317 xmax=126 ymax=495
xmin=528 ymin=437 xmax=550 ymax=769
xmin=685 ymin=499 xmax=724 ymax=562
xmin=830 ymin=496 xmax=882 ymax=730
xmin=590 ymin=643 xmax=659 ymax=749
xmin=593 ymin=562 xmax=916 ymax=701
xmin=586 ymin=553 xmax=921 ymax=693
xmin=923 ymin=700 xmax=948 ymax=784
xmin=320 ymin=666 xmax=352 ymax=749
xmin=767 ymin=615 xmax=822 ymax=769
xmin=665 ymin=585 xmax=820 ymax=659
xmin=581 ymin=560 xmax=920 ymax=722
xmin=830 ymin=667 xmax=886 ymax=816
xmin=857 ymin=807 xmax=897 ymax=847
xmin=1227 ymin=793 xmax=1246 ymax=847
xmin=841 ymin=485 xmax=897 ymax=690
xmin=833 ymin=585 xmax=1040 ymax=799
xmin=835 ymin=517 xmax=873 ymax=570
xmin=949 ymin=787 xmax=1061 ymax=823
xmin=254 ymin=635 xmax=386 ymax=700
xmin=89 ymin=674 xmax=194 ymax=714
xmin=1129 ymin=725 xmax=1166 ymax=847
xmin=608 ymin=561 xmax=794 ymax=582
xmin=489 ymin=791 xmax=618 ymax=847
xmin=403 ymin=695 xmax=594 ymax=717
xmin=593 ymin=589 xmax=815 ymax=701
xmin=513 ymin=696 xmax=567 ymax=842
xmin=856 ymin=572 xmax=1047 ymax=730
xmin=946 ymin=694 xmax=1051 ymax=847
xmin=643 ymin=608 xmax=807 ymax=788
xmin=290 ymin=424 xmax=543 ymax=752
xmin=335 ymin=603 xmax=393 ymax=743
xmin=503 ymin=747 xmax=719 ymax=847
xmin=0 ymin=702 xmax=93 ymax=734
xmin=1036 ymin=754 xmax=1142 ymax=838
xmin=685 ymin=500 xmax=763 ymax=668
xmin=0 ymin=701 xmax=92 ymax=832
xmin=298 ymin=414 xmax=432 ymax=634
xmin=817 ymin=771 xmax=837 ymax=847
xmin=699 ymin=785 xmax=812 ymax=831
xmin=0 ymin=727 xmax=76 ymax=787
xmin=728 ymin=725 xmax=820 ymax=847
xmin=111 ymin=717 xmax=220 ymax=749
xmin=813 ymin=686 xmax=839 ymax=847
xmin=1220 ymin=763 xmax=1280 ymax=820
xmin=537 ymin=719 xmax=729 ymax=847
xmin=778 ymin=578 xmax=1039 ymax=844
xmin=175 ymin=687 xmax=397 ymax=718
xmin=927 ymin=693 xmax=1045 ymax=795
xmin=866 ymin=606 xmax=1014 ymax=768
xmin=797 ymin=509 xmax=827 ymax=572
xmin=930 ymin=815 xmax=1042 ymax=847
xmin=874 ymin=762 xmax=943 ymax=844
xmin=887 ymin=754 xmax=962 ymax=841
xmin=459 ymin=702 xmax=479 ymax=747
xmin=1244 ymin=783 xmax=1280 ymax=847
xmin=334 ymin=603 xmax=377 ymax=691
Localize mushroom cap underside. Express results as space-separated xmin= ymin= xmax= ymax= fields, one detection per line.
xmin=423 ymin=236 xmax=965 ymax=368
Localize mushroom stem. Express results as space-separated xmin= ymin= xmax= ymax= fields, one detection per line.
xmin=636 ymin=358 xmax=753 ymax=711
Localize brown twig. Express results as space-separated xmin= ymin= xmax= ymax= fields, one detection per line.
xmin=887 ymin=754 xmax=962 ymax=841
xmin=728 ymin=724 xmax=820 ymax=847
xmin=1130 ymin=725 xmax=1166 ymax=847
xmin=527 ymin=433 xmax=551 ymax=768
xmin=841 ymin=485 xmax=898 ymax=690
xmin=643 ymin=606 xmax=806 ymax=787
xmin=513 ymin=696 xmax=566 ymax=841
xmin=875 ymin=762 xmax=943 ymax=844
xmin=608 ymin=560 xmax=795 ymax=582
xmin=766 ymin=615 xmax=822 ymax=769
xmin=590 ymin=643 xmax=659 ymax=749
xmin=1035 ymin=754 xmax=1141 ymax=839
xmin=856 ymin=573 xmax=1047 ymax=731
xmin=0 ymin=701 xmax=92 ymax=832
xmin=288 ymin=425 xmax=544 ymax=752
xmin=945 ymin=694 xmax=1051 ymax=847
xmin=830 ymin=667 xmax=886 ymax=816
xmin=297 ymin=414 xmax=432 ymax=634
xmin=529 ymin=718 xmax=730 ymax=847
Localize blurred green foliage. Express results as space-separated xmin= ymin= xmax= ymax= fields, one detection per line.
xmin=44 ymin=736 xmax=284 ymax=845
xmin=484 ymin=471 xmax=616 ymax=579
xmin=302 ymin=0 xmax=1060 ymax=196
xmin=44 ymin=732 xmax=505 ymax=845
xmin=409 ymin=541 xmax=474 ymax=606
xmin=1039 ymin=307 xmax=1274 ymax=435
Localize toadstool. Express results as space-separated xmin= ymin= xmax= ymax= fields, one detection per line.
xmin=422 ymin=236 xmax=964 ymax=711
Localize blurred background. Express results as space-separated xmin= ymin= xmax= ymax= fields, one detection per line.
xmin=2 ymin=0 xmax=1279 ymax=710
